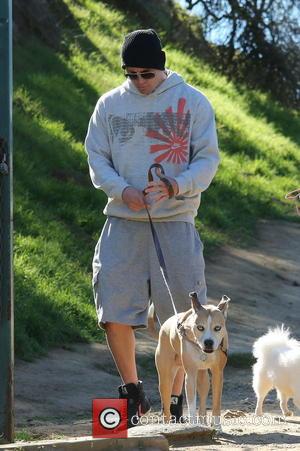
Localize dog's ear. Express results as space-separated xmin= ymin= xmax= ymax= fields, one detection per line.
xmin=217 ymin=295 xmax=230 ymax=318
xmin=189 ymin=291 xmax=203 ymax=312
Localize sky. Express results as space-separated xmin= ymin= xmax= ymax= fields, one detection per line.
xmin=176 ymin=0 xmax=300 ymax=47
xmin=175 ymin=0 xmax=230 ymax=45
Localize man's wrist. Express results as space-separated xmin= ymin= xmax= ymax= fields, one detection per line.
xmin=121 ymin=185 xmax=133 ymax=201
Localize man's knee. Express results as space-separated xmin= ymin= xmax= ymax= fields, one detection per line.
xmin=105 ymin=322 xmax=134 ymax=334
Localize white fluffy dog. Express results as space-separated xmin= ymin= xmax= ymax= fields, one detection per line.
xmin=252 ymin=325 xmax=300 ymax=416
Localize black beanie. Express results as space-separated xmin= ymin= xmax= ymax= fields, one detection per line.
xmin=121 ymin=29 xmax=166 ymax=70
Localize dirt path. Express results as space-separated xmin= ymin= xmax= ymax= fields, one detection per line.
xmin=14 ymin=219 xmax=300 ymax=449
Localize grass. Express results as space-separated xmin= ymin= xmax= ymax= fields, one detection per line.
xmin=14 ymin=430 xmax=45 ymax=443
xmin=14 ymin=430 xmax=66 ymax=443
xmin=14 ymin=0 xmax=299 ymax=360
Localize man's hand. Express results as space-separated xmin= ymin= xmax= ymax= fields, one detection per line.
xmin=122 ymin=186 xmax=146 ymax=211
xmin=144 ymin=177 xmax=179 ymax=203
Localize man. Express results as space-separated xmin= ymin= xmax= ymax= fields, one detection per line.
xmin=85 ymin=29 xmax=220 ymax=426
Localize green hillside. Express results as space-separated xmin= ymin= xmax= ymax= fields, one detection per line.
xmin=14 ymin=0 xmax=300 ymax=360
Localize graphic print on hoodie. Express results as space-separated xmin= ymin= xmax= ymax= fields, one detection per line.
xmin=109 ymin=97 xmax=191 ymax=165
xmin=85 ymin=70 xmax=220 ymax=224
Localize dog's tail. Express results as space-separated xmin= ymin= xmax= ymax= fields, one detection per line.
xmin=147 ymin=302 xmax=159 ymax=339
xmin=253 ymin=324 xmax=298 ymax=359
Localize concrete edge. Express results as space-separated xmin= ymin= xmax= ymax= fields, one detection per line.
xmin=0 ymin=425 xmax=216 ymax=450
xmin=0 ymin=435 xmax=169 ymax=451
xmin=158 ymin=425 xmax=215 ymax=442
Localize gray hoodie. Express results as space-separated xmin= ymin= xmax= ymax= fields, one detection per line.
xmin=85 ymin=70 xmax=220 ymax=224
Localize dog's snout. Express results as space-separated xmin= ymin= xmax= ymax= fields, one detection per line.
xmin=204 ymin=339 xmax=214 ymax=348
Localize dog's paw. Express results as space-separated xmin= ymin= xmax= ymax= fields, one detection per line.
xmin=283 ymin=410 xmax=293 ymax=417
xmin=213 ymin=423 xmax=223 ymax=434
xmin=198 ymin=416 xmax=208 ymax=427
xmin=211 ymin=415 xmax=222 ymax=432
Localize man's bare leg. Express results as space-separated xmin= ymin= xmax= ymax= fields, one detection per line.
xmin=105 ymin=322 xmax=184 ymax=394
xmin=105 ymin=322 xmax=138 ymax=384
xmin=105 ymin=322 xmax=152 ymax=425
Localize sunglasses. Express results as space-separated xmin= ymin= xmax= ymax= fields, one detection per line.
xmin=124 ymin=71 xmax=156 ymax=80
xmin=285 ymin=188 xmax=300 ymax=216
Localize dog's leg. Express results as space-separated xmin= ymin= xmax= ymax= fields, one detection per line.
xmin=156 ymin=347 xmax=178 ymax=422
xmin=158 ymin=366 xmax=178 ymax=422
xmin=197 ymin=369 xmax=210 ymax=425
xmin=211 ymin=367 xmax=223 ymax=431
xmin=185 ymin=370 xmax=198 ymax=424
xmin=278 ymin=391 xmax=293 ymax=417
xmin=253 ymin=376 xmax=272 ymax=416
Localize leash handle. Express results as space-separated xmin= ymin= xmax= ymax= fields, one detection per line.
xmin=147 ymin=163 xmax=175 ymax=199
xmin=147 ymin=163 xmax=165 ymax=181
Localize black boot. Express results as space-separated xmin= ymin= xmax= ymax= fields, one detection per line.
xmin=170 ymin=394 xmax=184 ymax=422
xmin=136 ymin=381 xmax=151 ymax=414
xmin=118 ymin=381 xmax=151 ymax=428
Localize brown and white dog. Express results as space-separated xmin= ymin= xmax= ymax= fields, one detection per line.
xmin=155 ymin=292 xmax=230 ymax=430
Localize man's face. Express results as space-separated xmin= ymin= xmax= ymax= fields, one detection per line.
xmin=125 ymin=67 xmax=166 ymax=95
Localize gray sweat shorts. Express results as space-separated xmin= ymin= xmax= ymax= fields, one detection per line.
xmin=92 ymin=217 xmax=207 ymax=329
